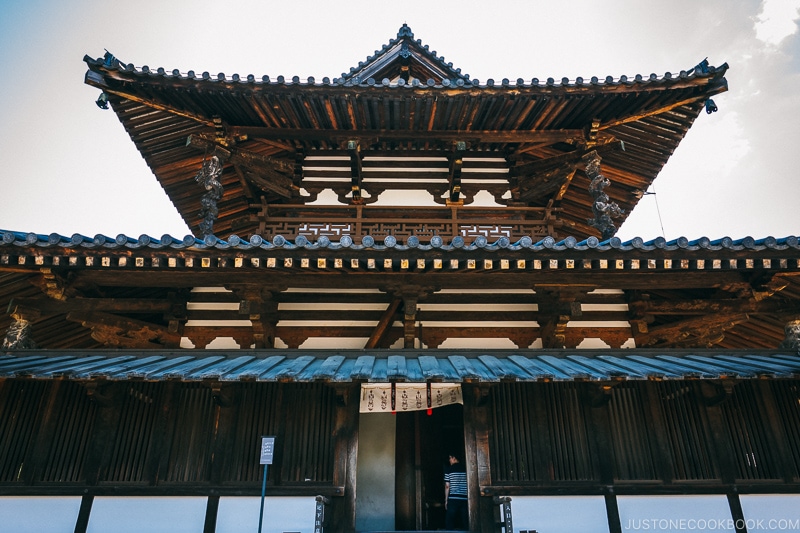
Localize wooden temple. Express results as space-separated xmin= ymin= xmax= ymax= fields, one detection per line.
xmin=1 ymin=24 xmax=800 ymax=533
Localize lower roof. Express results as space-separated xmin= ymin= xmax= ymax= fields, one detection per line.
xmin=1 ymin=349 xmax=798 ymax=383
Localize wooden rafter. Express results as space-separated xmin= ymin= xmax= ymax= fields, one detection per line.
xmin=598 ymin=90 xmax=724 ymax=130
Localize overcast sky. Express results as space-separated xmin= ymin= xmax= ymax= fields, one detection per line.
xmin=1 ymin=0 xmax=798 ymax=240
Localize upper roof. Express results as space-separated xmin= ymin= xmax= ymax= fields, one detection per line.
xmin=83 ymin=25 xmax=728 ymax=241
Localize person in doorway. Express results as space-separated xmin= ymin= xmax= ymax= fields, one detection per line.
xmin=444 ymin=453 xmax=468 ymax=530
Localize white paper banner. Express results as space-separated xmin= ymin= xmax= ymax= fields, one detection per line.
xmin=359 ymin=383 xmax=462 ymax=413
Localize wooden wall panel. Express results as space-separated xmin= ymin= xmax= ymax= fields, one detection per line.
xmin=608 ymin=384 xmax=657 ymax=481
xmin=720 ymin=381 xmax=781 ymax=481
xmin=655 ymin=381 xmax=719 ymax=481
xmin=280 ymin=383 xmax=336 ymax=483
xmin=489 ymin=384 xmax=537 ymax=482
xmin=489 ymin=383 xmax=596 ymax=483
xmin=38 ymin=382 xmax=96 ymax=483
xmin=543 ymin=383 xmax=595 ymax=482
xmin=769 ymin=381 xmax=800 ymax=480
xmin=0 ymin=380 xmax=51 ymax=483
xmin=102 ymin=382 xmax=165 ymax=483
xmin=165 ymin=384 xmax=216 ymax=483
xmin=225 ymin=382 xmax=283 ymax=484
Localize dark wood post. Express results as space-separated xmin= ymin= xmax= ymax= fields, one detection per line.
xmin=331 ymin=383 xmax=360 ymax=533
xmin=203 ymin=496 xmax=220 ymax=533
xmin=74 ymin=494 xmax=94 ymax=533
xmin=463 ymin=383 xmax=493 ymax=533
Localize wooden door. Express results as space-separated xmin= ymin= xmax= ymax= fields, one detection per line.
xmin=395 ymin=404 xmax=465 ymax=530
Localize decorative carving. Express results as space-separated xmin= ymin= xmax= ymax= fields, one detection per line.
xmin=584 ymin=151 xmax=624 ymax=240
xmin=779 ymin=319 xmax=800 ymax=353
xmin=195 ymin=154 xmax=224 ymax=236
xmin=2 ymin=318 xmax=37 ymax=350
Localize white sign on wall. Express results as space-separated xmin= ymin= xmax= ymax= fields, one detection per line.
xmin=359 ymin=383 xmax=462 ymax=413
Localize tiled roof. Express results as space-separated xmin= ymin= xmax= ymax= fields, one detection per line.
xmin=3 ymin=230 xmax=798 ymax=254
xmin=1 ymin=350 xmax=797 ymax=382
xmin=85 ymin=49 xmax=726 ymax=91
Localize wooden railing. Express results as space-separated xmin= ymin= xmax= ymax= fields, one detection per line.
xmin=251 ymin=204 xmax=562 ymax=243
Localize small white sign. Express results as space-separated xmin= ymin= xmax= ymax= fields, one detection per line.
xmin=260 ymin=436 xmax=276 ymax=465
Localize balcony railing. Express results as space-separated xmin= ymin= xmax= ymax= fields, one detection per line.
xmin=251 ymin=204 xmax=562 ymax=244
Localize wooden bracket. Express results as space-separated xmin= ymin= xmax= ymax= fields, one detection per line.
xmin=348 ymin=140 xmax=364 ymax=204
xmin=447 ymin=141 xmax=466 ymax=203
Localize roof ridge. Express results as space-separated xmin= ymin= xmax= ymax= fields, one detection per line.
xmin=340 ymin=24 xmax=469 ymax=84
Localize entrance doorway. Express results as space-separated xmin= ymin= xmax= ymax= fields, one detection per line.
xmin=395 ymin=403 xmax=465 ymax=530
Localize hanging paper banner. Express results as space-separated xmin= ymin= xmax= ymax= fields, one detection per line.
xmin=359 ymin=383 xmax=462 ymax=413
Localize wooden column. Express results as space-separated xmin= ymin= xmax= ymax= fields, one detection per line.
xmin=331 ymin=383 xmax=360 ymax=533
xmin=74 ymin=495 xmax=94 ymax=533
xmin=463 ymin=383 xmax=494 ymax=533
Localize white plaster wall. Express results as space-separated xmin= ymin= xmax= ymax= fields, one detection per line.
xmin=355 ymin=413 xmax=396 ymax=532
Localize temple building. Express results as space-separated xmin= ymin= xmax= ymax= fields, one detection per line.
xmin=1 ymin=24 xmax=799 ymax=533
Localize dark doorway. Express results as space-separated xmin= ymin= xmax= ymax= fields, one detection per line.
xmin=395 ymin=403 xmax=465 ymax=530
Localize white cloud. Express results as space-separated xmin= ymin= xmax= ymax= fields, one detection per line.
xmin=754 ymin=0 xmax=800 ymax=46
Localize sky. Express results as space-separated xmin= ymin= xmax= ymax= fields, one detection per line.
xmin=0 ymin=0 xmax=798 ymax=241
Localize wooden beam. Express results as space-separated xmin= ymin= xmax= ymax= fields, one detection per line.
xmin=187 ymin=134 xmax=297 ymax=199
xmin=515 ymin=164 xmax=575 ymax=201
xmin=9 ymin=297 xmax=178 ymax=316
xmin=66 ymin=310 xmax=181 ymax=348
xmin=364 ymin=298 xmax=402 ymax=349
xmin=186 ymin=134 xmax=295 ymax=175
xmin=630 ymin=298 xmax=800 ymax=316
xmin=230 ymin=126 xmax=585 ymax=145
xmin=636 ymin=313 xmax=750 ymax=347
xmin=510 ymin=140 xmax=622 ymax=177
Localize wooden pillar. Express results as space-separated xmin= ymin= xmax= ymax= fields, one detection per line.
xmin=74 ymin=495 xmax=94 ymax=533
xmin=727 ymin=493 xmax=748 ymax=533
xmin=203 ymin=496 xmax=220 ymax=533
xmin=463 ymin=383 xmax=494 ymax=533
xmin=331 ymin=383 xmax=360 ymax=533
xmin=605 ymin=493 xmax=623 ymax=533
